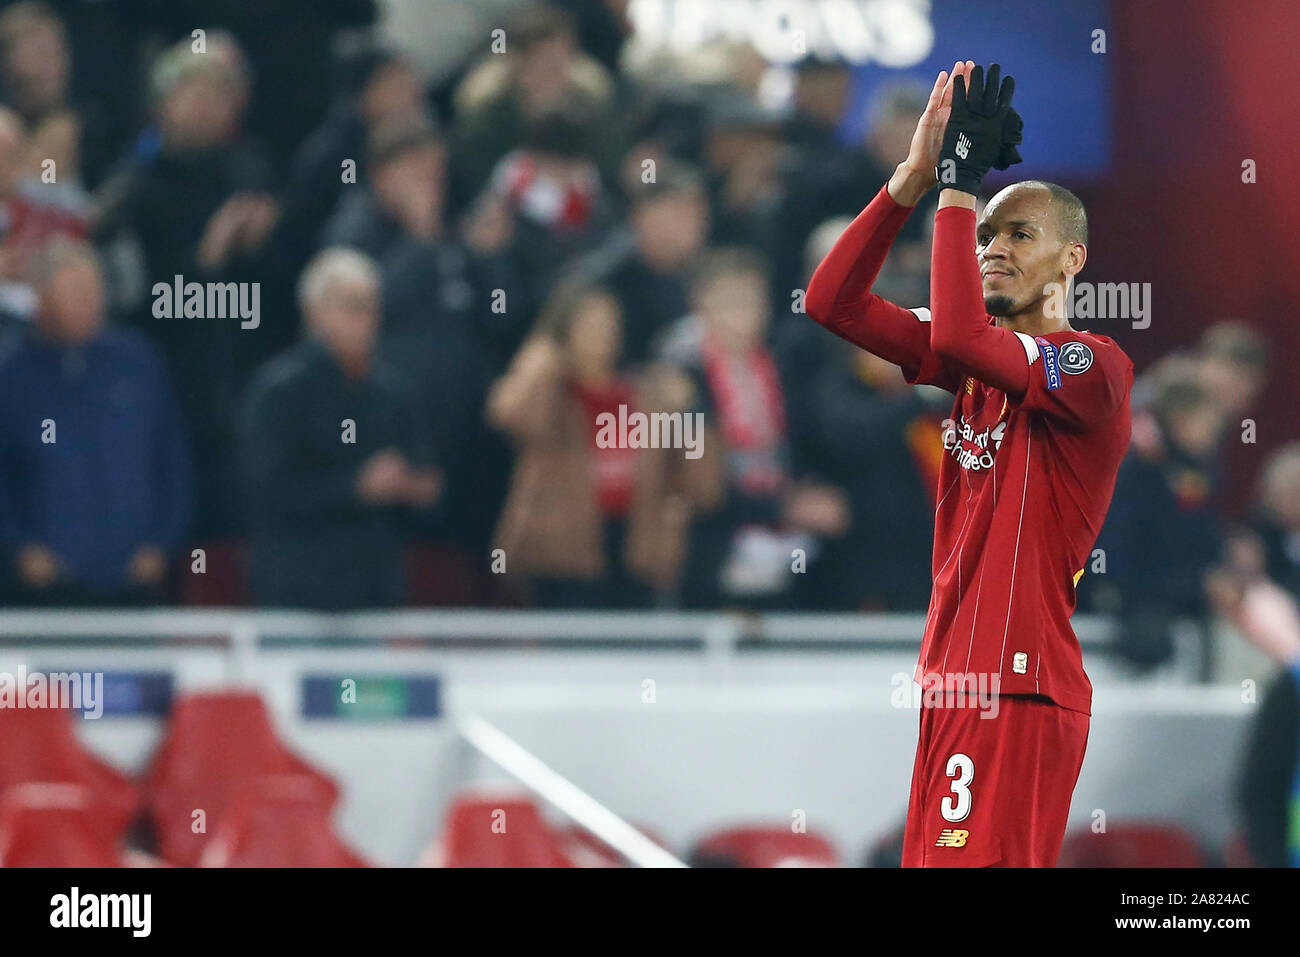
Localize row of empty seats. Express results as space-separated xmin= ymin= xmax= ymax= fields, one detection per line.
xmin=0 ymin=691 xmax=1220 ymax=867
xmin=0 ymin=692 xmax=364 ymax=867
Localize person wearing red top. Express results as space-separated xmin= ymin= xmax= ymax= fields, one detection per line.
xmin=806 ymin=62 xmax=1133 ymax=867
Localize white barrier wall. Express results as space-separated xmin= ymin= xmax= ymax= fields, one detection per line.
xmin=7 ymin=632 xmax=1261 ymax=867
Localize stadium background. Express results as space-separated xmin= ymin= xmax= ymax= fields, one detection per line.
xmin=0 ymin=0 xmax=1297 ymax=867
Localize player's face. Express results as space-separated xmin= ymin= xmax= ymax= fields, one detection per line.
xmin=976 ymin=187 xmax=1073 ymax=318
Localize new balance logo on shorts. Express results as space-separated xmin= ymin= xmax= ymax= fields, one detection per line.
xmin=935 ymin=828 xmax=970 ymax=847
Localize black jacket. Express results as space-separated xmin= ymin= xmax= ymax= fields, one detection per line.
xmin=240 ymin=341 xmax=432 ymax=609
xmin=1237 ymin=666 xmax=1300 ymax=867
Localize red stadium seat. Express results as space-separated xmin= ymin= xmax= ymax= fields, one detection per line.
xmin=0 ymin=707 xmax=139 ymax=843
xmin=690 ymin=826 xmax=841 ymax=867
xmin=198 ymin=776 xmax=370 ymax=867
xmin=429 ymin=791 xmax=573 ymax=867
xmin=554 ymin=822 xmax=675 ymax=867
xmin=1058 ymin=822 xmax=1206 ymax=867
xmin=1222 ymin=831 xmax=1254 ymax=868
xmin=405 ymin=542 xmax=484 ymax=606
xmin=0 ymin=783 xmax=125 ymax=867
xmin=144 ymin=690 xmax=339 ymax=867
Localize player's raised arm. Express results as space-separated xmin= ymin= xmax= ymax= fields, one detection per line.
xmin=928 ymin=63 xmax=1033 ymax=396
xmin=804 ymin=65 xmax=970 ymax=391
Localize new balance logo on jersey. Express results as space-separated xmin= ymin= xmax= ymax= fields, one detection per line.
xmin=935 ymin=828 xmax=970 ymax=847
xmin=955 ymin=133 xmax=971 ymax=159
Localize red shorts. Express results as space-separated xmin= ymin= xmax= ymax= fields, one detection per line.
xmin=902 ymin=694 xmax=1089 ymax=867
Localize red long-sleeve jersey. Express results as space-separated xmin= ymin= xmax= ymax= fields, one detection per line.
xmin=806 ymin=185 xmax=1132 ymax=714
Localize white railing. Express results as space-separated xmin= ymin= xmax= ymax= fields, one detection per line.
xmin=0 ymin=607 xmax=1119 ymax=680
xmin=455 ymin=713 xmax=688 ymax=868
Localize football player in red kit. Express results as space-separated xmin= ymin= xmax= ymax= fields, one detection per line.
xmin=805 ymin=61 xmax=1133 ymax=866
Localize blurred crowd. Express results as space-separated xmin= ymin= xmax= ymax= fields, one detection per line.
xmin=0 ymin=0 xmax=1295 ymax=654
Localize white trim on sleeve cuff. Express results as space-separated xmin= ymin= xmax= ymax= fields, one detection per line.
xmin=1014 ymin=331 xmax=1040 ymax=366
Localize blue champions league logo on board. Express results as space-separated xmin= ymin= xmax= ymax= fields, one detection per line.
xmin=1035 ymin=336 xmax=1062 ymax=390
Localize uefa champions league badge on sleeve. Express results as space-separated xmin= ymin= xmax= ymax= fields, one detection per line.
xmin=1058 ymin=341 xmax=1095 ymax=374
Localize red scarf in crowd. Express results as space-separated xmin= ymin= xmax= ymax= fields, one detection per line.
xmin=701 ymin=339 xmax=788 ymax=496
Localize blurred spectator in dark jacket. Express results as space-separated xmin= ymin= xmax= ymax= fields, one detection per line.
xmin=784 ymin=59 xmax=853 ymax=156
xmin=571 ymin=160 xmax=709 ymax=367
xmin=1197 ymin=320 xmax=1270 ymax=424
xmin=130 ymin=0 xmax=377 ymax=172
xmin=0 ymin=105 xmax=85 ymax=330
xmin=1197 ymin=320 xmax=1270 ymax=510
xmin=488 ymin=283 xmax=710 ymax=608
xmin=0 ymin=237 xmax=191 ymax=604
xmin=320 ymin=112 xmax=447 ymax=261
xmin=1236 ymin=660 xmax=1300 ymax=867
xmin=323 ymin=112 xmax=519 ymax=553
xmin=661 ymin=247 xmax=850 ymax=609
xmin=240 ymin=247 xmax=439 ymax=610
xmin=551 ymin=0 xmax=632 ymax=74
xmin=277 ymin=45 xmax=427 ymax=287
xmin=91 ymin=34 xmax=279 ymax=538
xmin=93 ymin=34 xmax=278 ymax=282
xmin=1208 ymin=527 xmax=1300 ymax=667
xmin=1219 ymin=527 xmax=1300 ymax=866
xmin=798 ymin=339 xmax=944 ymax=611
xmin=1254 ymin=442 xmax=1300 ymax=597
xmin=775 ymin=81 xmax=935 ymax=295
xmin=1208 ymin=443 xmax=1300 ymax=866
xmin=450 ymin=3 xmax=616 ymax=209
xmin=778 ymin=215 xmax=940 ymax=610
xmin=0 ymin=1 xmax=115 ymax=201
xmin=1083 ymin=359 xmax=1227 ymax=669
xmin=482 ymin=106 xmax=616 ymax=307
xmin=701 ymin=91 xmax=787 ymax=260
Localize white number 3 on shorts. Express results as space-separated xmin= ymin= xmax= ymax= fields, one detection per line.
xmin=941 ymin=752 xmax=974 ymax=823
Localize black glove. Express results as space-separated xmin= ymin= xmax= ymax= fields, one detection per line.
xmin=996 ymin=106 xmax=1024 ymax=171
xmin=936 ymin=63 xmax=1022 ymax=194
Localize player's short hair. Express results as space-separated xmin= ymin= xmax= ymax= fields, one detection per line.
xmin=1016 ymin=180 xmax=1088 ymax=246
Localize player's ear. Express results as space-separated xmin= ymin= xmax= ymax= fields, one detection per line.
xmin=1062 ymin=242 xmax=1087 ymax=279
